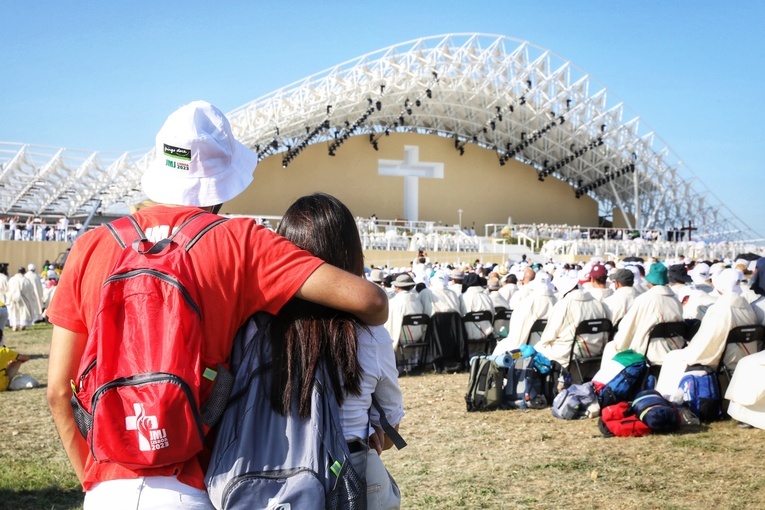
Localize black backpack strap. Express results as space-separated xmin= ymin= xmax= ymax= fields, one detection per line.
xmin=371 ymin=395 xmax=407 ymax=450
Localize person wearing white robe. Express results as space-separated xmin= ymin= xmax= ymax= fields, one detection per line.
xmin=601 ymin=263 xmax=683 ymax=366
xmin=725 ymin=350 xmax=765 ymax=429
xmin=24 ymin=263 xmax=44 ymax=322
xmin=689 ymin=262 xmax=714 ymax=294
xmin=508 ymin=266 xmax=536 ymax=310
xmin=586 ymin=272 xmax=613 ymax=302
xmin=602 ymin=269 xmax=638 ymax=326
xmin=7 ymin=268 xmax=36 ymax=330
xmin=624 ymin=264 xmax=648 ymax=295
xmin=742 ymin=257 xmax=765 ymax=326
xmin=498 ymin=274 xmax=518 ymax=303
xmin=0 ymin=268 xmax=8 ymax=331
xmin=447 ymin=269 xmax=465 ymax=296
xmin=535 ymin=286 xmax=608 ymax=369
xmin=459 ymin=273 xmax=495 ymax=342
xmin=494 ymin=273 xmax=557 ymax=353
xmin=384 ymin=274 xmax=426 ymax=352
xmin=656 ymin=268 xmax=757 ymax=396
xmin=681 ymin=287 xmax=717 ymax=320
xmin=418 ymin=270 xmax=460 ymax=316
xmin=487 ymin=278 xmax=510 ymax=336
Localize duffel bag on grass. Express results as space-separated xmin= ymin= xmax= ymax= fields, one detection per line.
xmin=598 ymin=401 xmax=651 ymax=438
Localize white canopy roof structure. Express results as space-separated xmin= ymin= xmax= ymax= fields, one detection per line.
xmin=0 ymin=34 xmax=757 ymax=241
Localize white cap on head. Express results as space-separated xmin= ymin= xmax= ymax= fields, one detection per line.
xmin=141 ymin=101 xmax=258 ymax=207
xmin=712 ymin=268 xmax=742 ymax=295
xmin=27 ymin=263 xmax=35 ymax=272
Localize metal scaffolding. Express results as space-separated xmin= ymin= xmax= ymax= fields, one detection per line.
xmin=0 ymin=34 xmax=757 ymax=241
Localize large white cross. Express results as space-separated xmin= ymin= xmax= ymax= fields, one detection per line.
xmin=378 ymin=145 xmax=444 ymax=222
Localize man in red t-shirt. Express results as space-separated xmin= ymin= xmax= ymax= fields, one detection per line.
xmin=46 ymin=101 xmax=388 ymax=509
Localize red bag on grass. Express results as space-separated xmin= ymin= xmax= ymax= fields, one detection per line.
xmin=598 ymin=401 xmax=652 ymax=437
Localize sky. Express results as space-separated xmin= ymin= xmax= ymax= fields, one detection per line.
xmin=2 ymin=1 xmax=764 ymax=236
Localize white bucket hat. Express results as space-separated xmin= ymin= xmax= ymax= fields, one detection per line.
xmin=141 ymin=100 xmax=257 ymax=207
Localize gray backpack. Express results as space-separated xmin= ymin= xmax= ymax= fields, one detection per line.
xmin=465 ymin=356 xmax=503 ymax=412
xmin=205 ymin=313 xmax=366 ymax=509
xmin=551 ymin=383 xmax=597 ymax=420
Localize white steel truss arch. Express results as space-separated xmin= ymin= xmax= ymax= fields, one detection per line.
xmin=0 ymin=33 xmax=757 ymax=241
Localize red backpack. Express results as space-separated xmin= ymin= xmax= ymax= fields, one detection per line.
xmin=598 ymin=401 xmax=652 ymax=438
xmin=70 ymin=212 xmax=233 ymax=468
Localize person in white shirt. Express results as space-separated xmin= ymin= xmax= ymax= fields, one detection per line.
xmin=447 ymin=268 xmax=465 ymax=295
xmin=487 ymin=277 xmax=510 ymax=336
xmin=602 ymin=263 xmax=683 ymax=366
xmin=602 ymin=268 xmax=639 ymax=327
xmin=586 ymin=263 xmax=613 ymax=302
xmin=536 ymin=278 xmax=608 ymax=369
xmin=508 ymin=266 xmax=536 ymax=310
xmin=656 ymin=268 xmax=757 ymax=396
xmin=498 ymin=273 xmax=518 ymax=303
xmin=418 ymin=270 xmax=460 ymax=316
xmin=495 ymin=272 xmax=557 ymax=353
xmin=7 ymin=268 xmax=36 ymax=330
xmin=459 ymin=273 xmax=495 ymax=347
xmin=24 ymin=263 xmax=44 ymax=322
xmin=269 ymin=193 xmax=403 ymax=509
xmin=725 ymin=349 xmax=765 ymax=429
xmin=689 ymin=262 xmax=714 ymax=294
xmin=385 ymin=273 xmax=427 ymax=355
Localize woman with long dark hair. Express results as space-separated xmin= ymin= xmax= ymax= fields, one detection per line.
xmin=271 ymin=192 xmax=404 ymax=509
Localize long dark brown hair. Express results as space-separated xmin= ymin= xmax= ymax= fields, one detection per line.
xmin=270 ymin=192 xmax=364 ymax=417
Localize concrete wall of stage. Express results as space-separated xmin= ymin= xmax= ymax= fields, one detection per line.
xmin=0 ymin=241 xmax=70 ymax=275
xmin=223 ymin=132 xmax=599 ymax=230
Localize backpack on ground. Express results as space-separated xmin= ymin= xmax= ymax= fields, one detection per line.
xmin=465 ymin=355 xmax=503 ymax=412
xmin=501 ymin=346 xmax=548 ymax=409
xmin=598 ymin=402 xmax=652 ymax=438
xmin=630 ymin=389 xmax=681 ymax=433
xmin=592 ymin=350 xmax=649 ymax=408
xmin=206 ymin=313 xmax=371 ymax=510
xmin=679 ymin=365 xmax=722 ymax=423
xmin=69 ymin=212 xmax=233 ymax=468
xmin=551 ymin=383 xmax=597 ymax=420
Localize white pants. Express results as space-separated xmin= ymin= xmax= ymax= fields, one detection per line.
xmin=84 ymin=476 xmax=213 ymax=510
xmin=350 ymin=450 xmax=401 ymax=510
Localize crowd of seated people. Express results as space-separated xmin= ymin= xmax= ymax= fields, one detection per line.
xmin=371 ymin=251 xmax=765 ymax=429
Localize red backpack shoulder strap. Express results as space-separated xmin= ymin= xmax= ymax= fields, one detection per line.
xmin=106 ymin=216 xmax=146 ymax=249
xmin=168 ymin=212 xmax=228 ymax=252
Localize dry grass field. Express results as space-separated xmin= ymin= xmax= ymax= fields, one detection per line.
xmin=1 ymin=325 xmax=764 ymax=509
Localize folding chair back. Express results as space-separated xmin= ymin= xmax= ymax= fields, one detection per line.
xmin=525 ymin=318 xmax=548 ymax=345
xmin=645 ymin=321 xmax=687 ymax=376
xmin=462 ymin=310 xmax=495 ymax=355
xmin=568 ymin=318 xmax=612 ymax=384
xmin=718 ymin=324 xmax=765 ymax=381
xmin=398 ymin=313 xmax=430 ymax=373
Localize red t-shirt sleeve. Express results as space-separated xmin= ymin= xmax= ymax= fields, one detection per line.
xmin=46 ymin=229 xmax=103 ymax=333
xmin=236 ymin=219 xmax=324 ymax=316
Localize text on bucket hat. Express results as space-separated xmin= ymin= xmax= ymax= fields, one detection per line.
xmin=645 ymin=263 xmax=669 ymax=285
xmin=141 ymin=100 xmax=258 ymax=207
